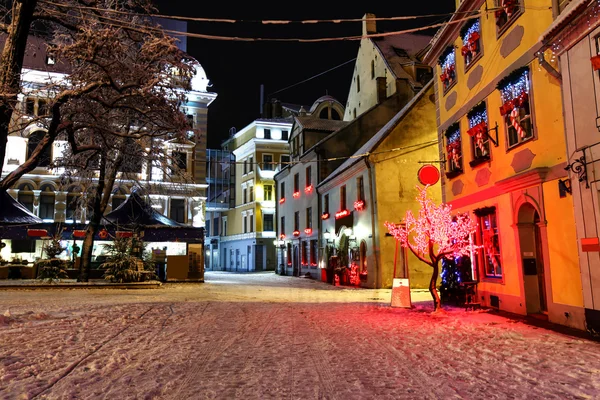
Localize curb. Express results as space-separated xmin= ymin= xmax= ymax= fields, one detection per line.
xmin=0 ymin=281 xmax=163 ymax=290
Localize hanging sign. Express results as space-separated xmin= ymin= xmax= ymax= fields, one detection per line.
xmin=27 ymin=229 xmax=48 ymax=237
xmin=417 ymin=164 xmax=440 ymax=186
xmin=73 ymin=230 xmax=87 ymax=238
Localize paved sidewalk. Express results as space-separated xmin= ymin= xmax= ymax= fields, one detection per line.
xmin=0 ymin=278 xmax=162 ymax=289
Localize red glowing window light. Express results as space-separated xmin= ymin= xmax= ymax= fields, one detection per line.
xmin=279 ymin=198 xmax=285 ymax=204
xmin=304 ymin=185 xmax=313 ymax=194
xmin=293 ymin=230 xmax=300 ymax=236
xmin=335 ymin=209 xmax=350 ymax=219
xmin=321 ymin=212 xmax=330 ymax=220
xmin=304 ymin=228 xmax=312 ymax=235
xmin=280 ymin=234 xmax=286 ymax=240
xmin=27 ymin=229 xmax=48 ymax=237
xmin=293 ymin=191 xmax=300 ymax=199
xmin=354 ymin=200 xmax=365 ymax=211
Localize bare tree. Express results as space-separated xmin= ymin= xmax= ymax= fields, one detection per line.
xmin=52 ymin=22 xmax=195 ymax=281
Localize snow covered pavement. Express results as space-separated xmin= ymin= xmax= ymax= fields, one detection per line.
xmin=1 ymin=271 xmax=599 ymax=399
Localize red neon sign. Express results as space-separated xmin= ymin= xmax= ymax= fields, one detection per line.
xmin=293 ymin=230 xmax=300 ymax=236
xmin=279 ymin=198 xmax=285 ymax=204
xmin=304 ymin=185 xmax=313 ymax=194
xmin=304 ymin=228 xmax=312 ymax=235
xmin=73 ymin=230 xmax=87 ymax=238
xmin=335 ymin=209 xmax=350 ymax=219
xmin=292 ymin=191 xmax=300 ymax=199
xmin=280 ymin=234 xmax=286 ymax=240
xmin=354 ymin=200 xmax=365 ymax=211
xmin=27 ymin=229 xmax=48 ymax=237
xmin=321 ymin=212 xmax=330 ymax=220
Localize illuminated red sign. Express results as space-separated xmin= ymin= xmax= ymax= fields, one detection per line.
xmin=280 ymin=234 xmax=286 ymax=240
xmin=73 ymin=230 xmax=87 ymax=238
xmin=293 ymin=191 xmax=300 ymax=199
xmin=335 ymin=209 xmax=350 ymax=219
xmin=304 ymin=228 xmax=312 ymax=235
xmin=279 ymin=198 xmax=285 ymax=204
xmin=293 ymin=230 xmax=300 ymax=236
xmin=304 ymin=185 xmax=313 ymax=194
xmin=27 ymin=229 xmax=48 ymax=237
xmin=321 ymin=212 xmax=330 ymax=220
xmin=354 ymin=200 xmax=365 ymax=211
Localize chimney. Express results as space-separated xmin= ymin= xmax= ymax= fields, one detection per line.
xmin=376 ymin=77 xmax=387 ymax=103
xmin=272 ymin=99 xmax=282 ymax=118
xmin=263 ymin=100 xmax=272 ymax=118
xmin=260 ymin=84 xmax=264 ymax=116
xmin=362 ymin=13 xmax=376 ymax=37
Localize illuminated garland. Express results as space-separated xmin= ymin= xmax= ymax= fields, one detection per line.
xmin=467 ymin=108 xmax=488 ymax=156
xmin=461 ymin=20 xmax=480 ymax=62
xmin=445 ymin=128 xmax=462 ymax=171
xmin=279 ymin=198 xmax=285 ymax=204
xmin=321 ymin=212 xmax=330 ymax=220
xmin=438 ymin=48 xmax=456 ymax=90
xmin=354 ymin=200 xmax=365 ymax=211
xmin=292 ymin=191 xmax=300 ymax=199
xmin=304 ymin=228 xmax=312 ymax=235
xmin=304 ymin=185 xmax=313 ymax=194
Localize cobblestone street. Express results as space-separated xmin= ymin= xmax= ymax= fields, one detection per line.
xmin=1 ymin=272 xmax=599 ymax=400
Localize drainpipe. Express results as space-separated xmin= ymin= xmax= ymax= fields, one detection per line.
xmin=364 ymin=156 xmax=382 ymax=288
xmin=538 ymin=50 xmax=561 ymax=82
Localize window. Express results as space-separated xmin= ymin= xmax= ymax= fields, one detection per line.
xmin=243 ymin=159 xmax=247 ymax=175
xmin=356 ymin=75 xmax=360 ymax=93
xmin=371 ymin=60 xmax=375 ymax=79
xmin=263 ymin=154 xmax=273 ymax=170
xmin=460 ymin=19 xmax=482 ymax=69
xmin=249 ymin=185 xmax=254 ymax=202
xmin=264 ymin=185 xmax=273 ymax=201
xmin=310 ymin=240 xmax=318 ymax=266
xmin=294 ymin=211 xmax=300 ymax=231
xmin=25 ymin=98 xmax=35 ymax=115
xmin=27 ymin=131 xmax=51 ymax=167
xmin=467 ymin=102 xmax=490 ymax=163
xmin=205 ymin=220 xmax=211 ymax=237
xmin=340 ymin=185 xmax=346 ymax=210
xmin=223 ymin=217 xmax=228 ymax=236
xmin=445 ymin=123 xmax=462 ymax=175
xmin=356 ymin=176 xmax=364 ymax=201
xmin=475 ymin=207 xmax=502 ymax=278
xmin=66 ymin=192 xmax=80 ymax=220
xmin=249 ymin=156 xmax=254 ymax=172
xmin=305 ymin=166 xmax=312 ymax=187
xmin=498 ymin=67 xmax=532 ymax=148
xmin=438 ymin=47 xmax=456 ymax=93
xmin=280 ymin=216 xmax=285 ymax=237
xmin=243 ymin=187 xmax=247 ymax=204
xmin=249 ymin=214 xmax=253 ymax=232
xmin=280 ymin=155 xmax=290 ymax=168
xmin=38 ymin=100 xmax=48 ymax=116
xmin=170 ymin=199 xmax=185 ymax=223
xmin=324 ymin=194 xmax=329 ymax=214
xmin=45 ymin=54 xmax=55 ymax=65
xmin=186 ymin=114 xmax=194 ymax=129
xmin=264 ymin=129 xmax=271 ymax=139
xmin=264 ymin=214 xmax=274 ymax=231
xmin=280 ymin=182 xmax=285 ymax=200
xmin=494 ymin=0 xmax=521 ymax=34
xmin=213 ymin=217 xmax=219 ymax=236
xmin=301 ymin=240 xmax=307 ymax=265
xmin=18 ymin=189 xmax=34 ymax=213
xmin=173 ymin=151 xmax=187 ymax=171
xmin=294 ymin=173 xmax=299 ymax=193
xmin=112 ymin=195 xmax=126 ymax=210
xmin=39 ymin=190 xmax=55 ymax=220
xmin=282 ymin=130 xmax=289 ymax=141
xmin=353 ymin=108 xmax=356 ymax=119
xmin=306 ymin=207 xmax=312 ymax=229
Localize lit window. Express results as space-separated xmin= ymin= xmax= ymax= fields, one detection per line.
xmin=498 ymin=67 xmax=532 ymax=148
xmin=445 ymin=123 xmax=462 ymax=175
xmin=438 ymin=47 xmax=456 ymax=93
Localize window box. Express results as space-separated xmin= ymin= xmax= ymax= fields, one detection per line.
xmin=445 ymin=169 xmax=463 ymax=180
xmin=495 ymin=0 xmax=522 ymax=37
xmin=469 ymin=154 xmax=490 ymax=168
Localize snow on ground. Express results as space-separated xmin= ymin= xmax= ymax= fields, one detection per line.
xmin=0 ymin=271 xmax=599 ymax=400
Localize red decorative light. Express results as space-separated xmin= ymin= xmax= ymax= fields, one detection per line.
xmin=98 ymin=229 xmax=109 ymax=239
xmin=279 ymin=198 xmax=285 ymax=204
xmin=73 ymin=230 xmax=87 ymax=238
xmin=321 ymin=212 xmax=330 ymax=220
xmin=27 ymin=229 xmax=48 ymax=237
xmin=354 ymin=200 xmax=365 ymax=211
xmin=304 ymin=185 xmax=313 ymax=194
xmin=335 ymin=209 xmax=350 ymax=219
xmin=304 ymin=228 xmax=312 ymax=235
xmin=116 ymin=231 xmax=133 ymax=238
xmin=280 ymin=234 xmax=286 ymax=240
xmin=293 ymin=230 xmax=300 ymax=236
xmin=293 ymin=191 xmax=300 ymax=199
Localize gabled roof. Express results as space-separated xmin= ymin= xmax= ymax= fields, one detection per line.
xmin=373 ymin=33 xmax=432 ymax=85
xmin=103 ymin=191 xmax=185 ymax=228
xmin=295 ymin=117 xmax=349 ymax=132
xmin=318 ymin=80 xmax=434 ymax=188
xmin=0 ymin=190 xmax=43 ymax=225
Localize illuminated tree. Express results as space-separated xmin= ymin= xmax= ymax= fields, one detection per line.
xmin=385 ymin=185 xmax=478 ymax=311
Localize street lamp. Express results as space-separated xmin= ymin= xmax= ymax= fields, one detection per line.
xmin=324 ymin=229 xmax=333 ymax=244
xmin=276 ymin=239 xmax=286 ymax=275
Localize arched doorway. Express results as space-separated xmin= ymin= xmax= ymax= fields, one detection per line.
xmin=517 ymin=203 xmax=547 ymax=314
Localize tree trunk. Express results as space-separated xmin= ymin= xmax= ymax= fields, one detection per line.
xmin=77 ymin=227 xmax=95 ymax=282
xmin=429 ymin=261 xmax=442 ymax=311
xmin=0 ymin=0 xmax=37 ymax=171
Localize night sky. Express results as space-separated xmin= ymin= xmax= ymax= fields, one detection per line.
xmin=152 ymin=2 xmax=456 ymax=149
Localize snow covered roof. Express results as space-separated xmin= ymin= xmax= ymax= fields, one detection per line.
xmin=373 ymin=33 xmax=432 ymax=84
xmin=103 ymin=191 xmax=185 ymax=228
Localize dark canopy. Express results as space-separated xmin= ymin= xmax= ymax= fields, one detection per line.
xmin=103 ymin=191 xmax=185 ymax=228
xmin=0 ymin=190 xmax=43 ymax=225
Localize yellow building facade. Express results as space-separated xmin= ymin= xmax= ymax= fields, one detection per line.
xmin=424 ymin=0 xmax=584 ymax=329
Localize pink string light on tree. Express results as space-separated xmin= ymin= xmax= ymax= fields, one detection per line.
xmin=385 ymin=185 xmax=479 ymax=311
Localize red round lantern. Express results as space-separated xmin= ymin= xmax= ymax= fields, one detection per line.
xmin=98 ymin=229 xmax=109 ymax=239
xmin=417 ymin=164 xmax=440 ymax=186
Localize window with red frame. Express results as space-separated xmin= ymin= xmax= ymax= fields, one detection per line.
xmin=474 ymin=206 xmax=502 ymax=278
xmin=445 ymin=123 xmax=462 ymax=176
